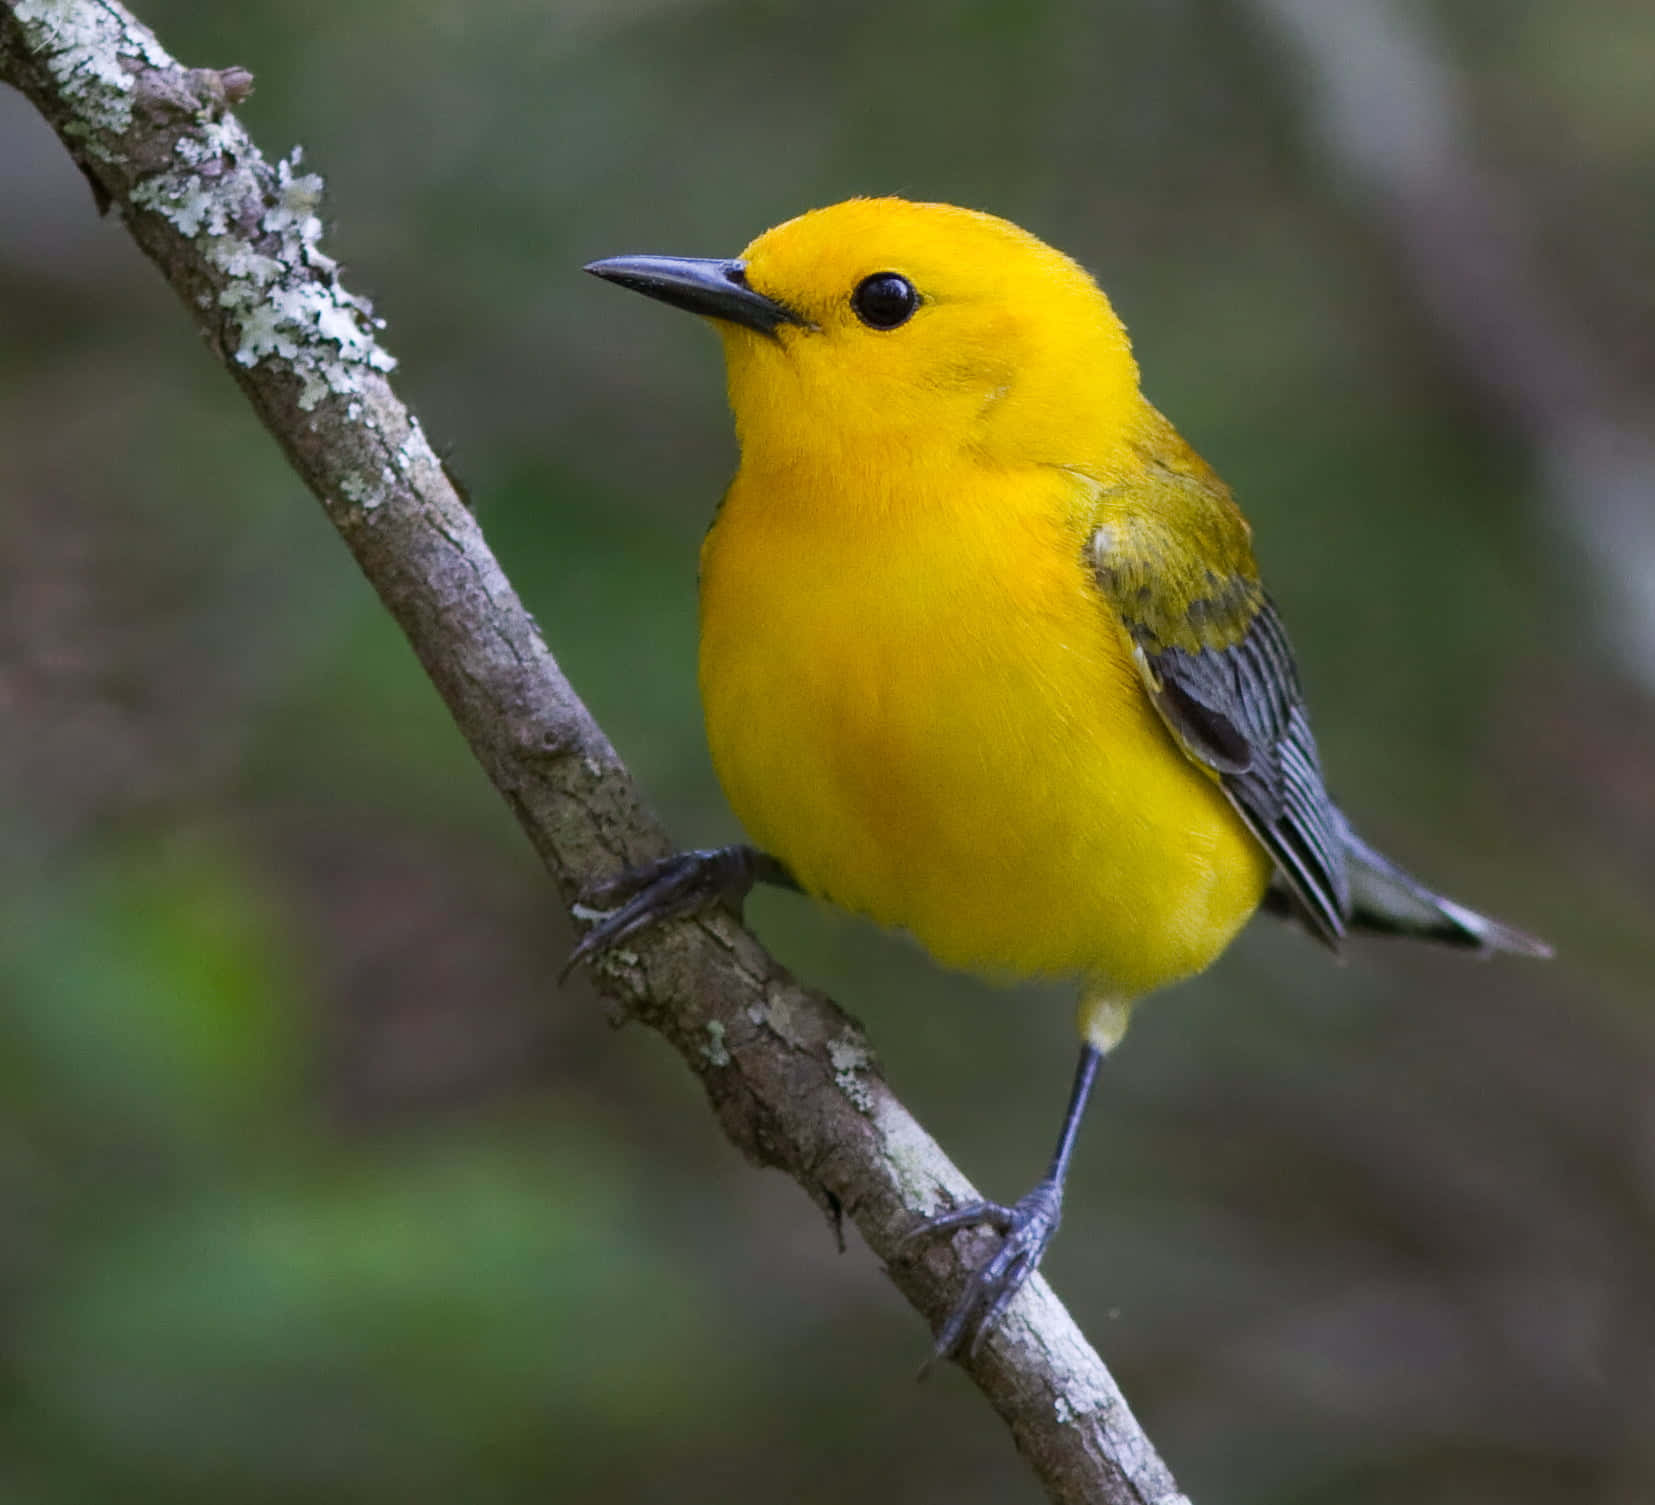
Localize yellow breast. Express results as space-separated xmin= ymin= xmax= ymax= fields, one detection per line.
xmin=697 ymin=459 xmax=1271 ymax=1002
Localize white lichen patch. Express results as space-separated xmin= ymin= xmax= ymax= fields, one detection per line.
xmin=218 ymin=150 xmax=397 ymax=411
xmin=13 ymin=0 xmax=170 ymax=142
xmin=397 ymin=416 xmax=441 ymax=477
xmin=702 ymin=1019 xmax=731 ymax=1068
xmin=126 ymin=114 xmax=398 ymax=416
xmin=21 ymin=10 xmax=424 ymax=510
xmin=261 ymin=151 xmax=325 ymax=240
xmin=1052 ymin=1389 xmax=1104 ymax=1426
xmin=172 ymin=116 xmax=238 ymax=167
xmin=334 ymin=459 xmax=397 ymax=512
xmin=827 ymin=1033 xmax=874 ymax=1113
xmin=333 ymin=420 xmax=436 ymax=512
xmin=131 ymin=168 xmax=228 ymax=237
xmin=755 ymin=987 xmax=812 ymax=1051
xmin=205 ymin=238 xmax=283 ymax=286
xmin=871 ymin=1094 xmax=949 ymax=1212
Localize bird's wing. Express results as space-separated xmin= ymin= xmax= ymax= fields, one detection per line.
xmin=1084 ymin=426 xmax=1351 ymax=946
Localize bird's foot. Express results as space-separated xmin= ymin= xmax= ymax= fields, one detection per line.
xmin=561 ymin=846 xmax=767 ymax=982
xmin=905 ymin=1178 xmax=1064 ymax=1362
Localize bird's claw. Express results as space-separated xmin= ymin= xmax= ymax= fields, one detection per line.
xmin=906 ymin=1180 xmax=1064 ymax=1363
xmin=561 ymin=847 xmax=760 ymax=983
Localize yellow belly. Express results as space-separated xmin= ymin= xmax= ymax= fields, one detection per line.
xmin=697 ymin=462 xmax=1271 ymax=1002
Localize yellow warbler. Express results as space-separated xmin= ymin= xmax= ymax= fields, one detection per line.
xmin=574 ymin=198 xmax=1549 ymax=1357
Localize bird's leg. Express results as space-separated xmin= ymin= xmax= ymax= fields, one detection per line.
xmin=561 ymin=845 xmax=798 ymax=981
xmin=906 ymin=1043 xmax=1104 ymax=1361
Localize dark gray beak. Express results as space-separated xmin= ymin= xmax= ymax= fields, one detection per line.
xmin=584 ymin=255 xmax=803 ymax=336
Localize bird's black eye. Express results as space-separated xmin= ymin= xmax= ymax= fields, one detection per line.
xmin=851 ymin=272 xmax=919 ymax=330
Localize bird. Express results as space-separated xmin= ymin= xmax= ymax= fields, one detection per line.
xmin=571 ymin=197 xmax=1551 ymax=1360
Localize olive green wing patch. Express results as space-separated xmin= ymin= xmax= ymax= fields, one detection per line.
xmin=1090 ymin=522 xmax=1351 ymax=947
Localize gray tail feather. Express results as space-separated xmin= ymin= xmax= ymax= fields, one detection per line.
xmin=1262 ymin=812 xmax=1553 ymax=959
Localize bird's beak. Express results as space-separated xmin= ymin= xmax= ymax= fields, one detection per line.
xmin=584 ymin=255 xmax=804 ymax=336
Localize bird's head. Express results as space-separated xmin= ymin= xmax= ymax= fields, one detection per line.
xmin=587 ymin=198 xmax=1142 ymax=473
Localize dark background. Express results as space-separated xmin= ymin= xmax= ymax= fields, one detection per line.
xmin=2 ymin=2 xmax=1651 ymax=1501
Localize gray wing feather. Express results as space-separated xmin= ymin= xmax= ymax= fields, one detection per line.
xmin=1135 ymin=600 xmax=1351 ymax=948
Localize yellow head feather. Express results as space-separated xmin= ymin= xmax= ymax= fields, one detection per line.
xmin=723 ymin=198 xmax=1143 ymax=474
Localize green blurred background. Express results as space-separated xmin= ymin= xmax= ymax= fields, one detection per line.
xmin=2 ymin=2 xmax=1651 ymax=1501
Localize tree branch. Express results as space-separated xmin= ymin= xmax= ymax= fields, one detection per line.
xmin=0 ymin=4 xmax=1189 ymax=1501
